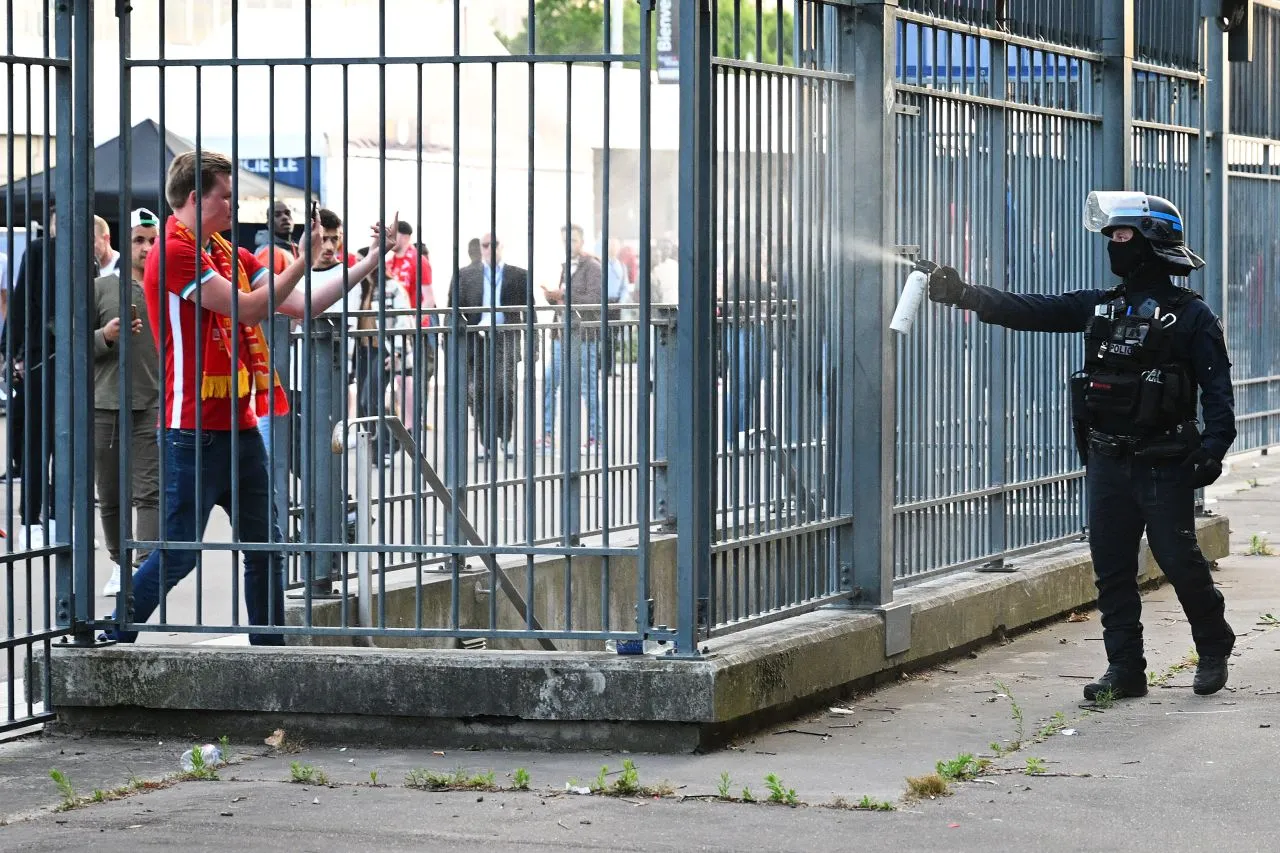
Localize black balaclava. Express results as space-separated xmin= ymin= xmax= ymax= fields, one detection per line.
xmin=1107 ymin=234 xmax=1159 ymax=279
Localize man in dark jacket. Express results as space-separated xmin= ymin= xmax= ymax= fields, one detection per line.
xmin=451 ymin=233 xmax=528 ymax=461
xmin=2 ymin=211 xmax=57 ymax=542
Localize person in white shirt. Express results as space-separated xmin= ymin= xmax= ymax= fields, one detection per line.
xmin=93 ymin=216 xmax=121 ymax=277
xmin=258 ymin=207 xmax=396 ymax=529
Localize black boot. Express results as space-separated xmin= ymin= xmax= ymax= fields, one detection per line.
xmin=1083 ymin=665 xmax=1149 ymax=701
xmin=1192 ymin=655 xmax=1229 ymax=696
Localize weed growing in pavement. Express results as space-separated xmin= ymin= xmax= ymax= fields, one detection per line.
xmin=1092 ymin=688 xmax=1118 ymax=709
xmin=1247 ymin=534 xmax=1275 ymax=556
xmin=717 ymin=772 xmax=733 ymax=800
xmin=512 ymin=768 xmax=530 ymax=790
xmin=764 ymin=773 xmax=799 ymax=806
xmin=613 ymin=760 xmax=641 ymax=796
xmin=935 ymin=753 xmax=989 ymax=782
xmin=740 ymin=786 xmax=756 ymax=803
xmin=289 ymin=762 xmax=329 ymax=786
xmin=182 ymin=745 xmax=219 ymax=781
xmin=1025 ymin=757 xmax=1048 ymax=775
xmin=856 ymin=795 xmax=896 ymax=811
xmin=404 ymin=768 xmax=497 ymax=791
xmin=405 ymin=769 xmax=453 ymax=790
xmin=1036 ymin=711 xmax=1069 ymax=740
xmin=989 ymin=681 xmax=1026 ymax=754
xmin=905 ymin=774 xmax=949 ymax=799
xmin=49 ymin=769 xmax=76 ymax=809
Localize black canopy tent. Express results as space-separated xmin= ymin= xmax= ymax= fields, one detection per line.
xmin=0 ymin=119 xmax=313 ymax=239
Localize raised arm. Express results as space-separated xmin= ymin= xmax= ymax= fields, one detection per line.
xmin=927 ymin=265 xmax=1104 ymax=333
xmin=277 ymin=219 xmax=394 ymax=319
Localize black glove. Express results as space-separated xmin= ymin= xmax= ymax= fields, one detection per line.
xmin=927 ymin=266 xmax=970 ymax=306
xmin=1181 ymin=448 xmax=1223 ymax=489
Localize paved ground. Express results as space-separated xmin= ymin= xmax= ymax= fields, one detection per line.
xmin=1 ymin=451 xmax=1278 ymax=851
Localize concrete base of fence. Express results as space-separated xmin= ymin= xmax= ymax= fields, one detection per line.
xmin=42 ymin=515 xmax=1228 ymax=752
xmin=283 ymin=533 xmax=680 ymax=654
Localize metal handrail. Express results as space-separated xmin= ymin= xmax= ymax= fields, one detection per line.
xmin=332 ymin=417 xmax=555 ymax=650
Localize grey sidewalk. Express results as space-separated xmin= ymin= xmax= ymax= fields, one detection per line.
xmin=2 ymin=453 xmax=1278 ymax=851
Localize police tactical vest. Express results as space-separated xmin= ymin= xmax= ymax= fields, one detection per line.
xmin=1072 ymin=288 xmax=1199 ymax=435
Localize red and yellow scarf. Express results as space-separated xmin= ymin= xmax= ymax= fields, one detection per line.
xmin=170 ymin=218 xmax=289 ymax=418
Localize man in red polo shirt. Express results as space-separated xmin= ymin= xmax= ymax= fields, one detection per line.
xmin=386 ymin=221 xmax=435 ymax=437
xmin=105 ymin=150 xmax=323 ymax=645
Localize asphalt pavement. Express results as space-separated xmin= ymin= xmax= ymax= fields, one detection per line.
xmin=1 ymin=451 xmax=1278 ymax=852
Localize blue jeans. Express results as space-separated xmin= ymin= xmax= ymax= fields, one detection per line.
xmin=542 ymin=335 xmax=600 ymax=441
xmin=110 ymin=427 xmax=286 ymax=645
xmin=725 ymin=324 xmax=766 ymax=442
xmin=257 ymin=414 xmax=291 ymax=539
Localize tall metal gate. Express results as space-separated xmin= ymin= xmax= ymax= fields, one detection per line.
xmin=2 ymin=1 xmax=86 ymax=735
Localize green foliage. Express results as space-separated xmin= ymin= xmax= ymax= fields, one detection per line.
xmin=513 ymin=767 xmax=531 ymax=790
xmin=716 ymin=771 xmax=733 ymax=799
xmin=404 ymin=767 xmax=495 ymax=791
xmin=935 ymin=753 xmax=989 ymax=782
xmin=764 ymin=773 xmax=799 ymax=805
xmin=613 ymin=760 xmax=640 ymax=796
xmin=856 ymin=794 xmax=896 ymax=811
xmin=369 ymin=771 xmax=380 ymax=786
xmin=1248 ymin=534 xmax=1275 ymax=556
xmin=49 ymin=769 xmax=76 ymax=809
xmin=499 ymin=0 xmax=795 ymax=65
xmin=405 ymin=768 xmax=453 ymax=790
xmin=184 ymin=745 xmax=219 ymax=781
xmin=1037 ymin=711 xmax=1069 ymax=739
xmin=1025 ymin=757 xmax=1048 ymax=775
xmin=995 ymin=681 xmax=1025 ymax=752
xmin=289 ymin=762 xmax=329 ymax=786
xmin=740 ymin=786 xmax=755 ymax=803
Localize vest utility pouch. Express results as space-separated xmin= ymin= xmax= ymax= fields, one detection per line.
xmin=1135 ymin=370 xmax=1165 ymax=426
xmin=1084 ymin=371 xmax=1142 ymax=416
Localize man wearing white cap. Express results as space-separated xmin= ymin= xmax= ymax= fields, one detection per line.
xmin=92 ymin=207 xmax=161 ymax=596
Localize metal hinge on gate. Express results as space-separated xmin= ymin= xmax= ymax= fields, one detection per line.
xmin=115 ymin=0 xmax=132 ymax=18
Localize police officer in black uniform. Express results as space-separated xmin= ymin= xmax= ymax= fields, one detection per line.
xmin=927 ymin=191 xmax=1236 ymax=700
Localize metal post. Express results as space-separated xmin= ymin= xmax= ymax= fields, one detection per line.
xmin=844 ymin=0 xmax=898 ymax=606
xmin=1201 ymin=3 xmax=1229 ymax=318
xmin=265 ymin=316 xmax=292 ymax=550
xmin=58 ymin=0 xmax=95 ymax=642
xmin=674 ymin=0 xmax=714 ymax=654
xmin=1099 ymin=0 xmax=1135 ymax=190
xmin=652 ymin=308 xmax=674 ymax=530
xmin=983 ymin=37 xmax=1011 ymax=572
xmin=304 ymin=317 xmax=341 ymax=593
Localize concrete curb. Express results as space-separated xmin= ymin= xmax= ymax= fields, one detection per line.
xmin=43 ymin=516 xmax=1229 ymax=752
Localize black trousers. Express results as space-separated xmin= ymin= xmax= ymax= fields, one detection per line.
xmin=353 ymin=344 xmax=393 ymax=451
xmin=1086 ymin=452 xmax=1235 ymax=671
xmin=19 ymin=371 xmax=55 ymax=526
xmin=468 ymin=333 xmax=518 ymax=447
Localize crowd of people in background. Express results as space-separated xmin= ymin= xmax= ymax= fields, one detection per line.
xmin=0 ymin=147 xmax=678 ymax=641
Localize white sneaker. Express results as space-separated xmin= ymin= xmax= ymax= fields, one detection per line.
xmin=12 ymin=525 xmax=45 ymax=550
xmin=102 ymin=565 xmax=122 ymax=597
